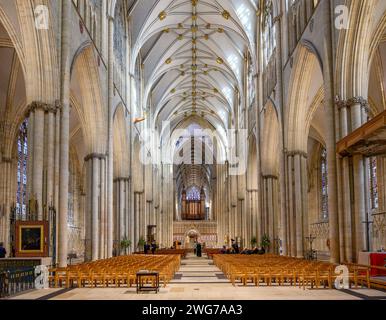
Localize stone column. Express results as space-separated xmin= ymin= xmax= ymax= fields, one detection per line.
xmin=287 ymin=154 xmax=295 ymax=256
xmin=337 ymin=99 xmax=353 ymax=262
xmin=1 ymin=158 xmax=12 ymax=255
xmin=99 ymin=157 xmax=106 ymax=259
xmin=347 ymin=97 xmax=368 ymax=259
xmin=46 ymin=107 xmax=56 ymax=209
xmin=106 ymin=14 xmax=114 ymax=258
xmin=323 ymin=0 xmax=340 ymax=263
xmin=91 ymin=156 xmax=100 ymax=261
xmin=27 ymin=113 xmax=34 ymax=202
xmin=274 ymin=8 xmax=288 ymax=255
xmin=293 ymin=153 xmax=304 ymax=258
xmin=32 ymin=104 xmax=45 ymax=219
xmin=58 ymin=0 xmax=71 ymax=267
xmin=119 ymin=179 xmax=125 ymax=242
xmin=85 ymin=158 xmax=92 ymax=261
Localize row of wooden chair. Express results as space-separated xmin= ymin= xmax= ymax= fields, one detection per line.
xmin=204 ymin=248 xmax=222 ymax=259
xmin=49 ymin=255 xmax=181 ymax=289
xmin=134 ymin=249 xmax=188 ymax=258
xmin=213 ymin=254 xmax=371 ymax=290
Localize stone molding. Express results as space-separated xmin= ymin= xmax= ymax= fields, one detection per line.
xmin=113 ymin=177 xmax=131 ymax=183
xmin=262 ymin=174 xmax=278 ymax=180
xmin=84 ymin=153 xmax=107 ymax=162
xmin=286 ymin=150 xmax=308 ymax=159
xmin=337 ymin=96 xmax=370 ymax=114
xmin=25 ymin=101 xmax=60 ymax=118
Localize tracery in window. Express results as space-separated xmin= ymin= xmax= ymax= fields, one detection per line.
xmin=16 ymin=120 xmax=28 ymax=216
xmin=320 ymin=148 xmax=328 ymax=220
xmin=368 ymin=157 xmax=379 ymax=210
xmin=186 ymin=186 xmax=201 ymax=201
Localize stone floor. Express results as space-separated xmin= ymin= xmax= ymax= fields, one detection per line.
xmin=9 ymin=254 xmax=386 ymax=300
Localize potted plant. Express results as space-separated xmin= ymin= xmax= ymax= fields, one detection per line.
xmin=250 ymin=236 xmax=258 ymax=248
xmin=137 ymin=236 xmax=146 ymax=252
xmin=260 ymin=234 xmax=271 ymax=252
xmin=120 ymin=237 xmax=131 ymax=255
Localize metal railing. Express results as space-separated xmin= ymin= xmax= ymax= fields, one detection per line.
xmin=0 ymin=267 xmax=35 ymax=298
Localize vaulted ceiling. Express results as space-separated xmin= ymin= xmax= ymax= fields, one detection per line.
xmin=129 ymin=0 xmax=257 ymax=133
xmin=127 ymin=0 xmax=258 ymax=195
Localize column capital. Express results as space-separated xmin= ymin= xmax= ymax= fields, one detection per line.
xmin=2 ymin=156 xmax=13 ymax=163
xmin=25 ymin=101 xmax=59 ymax=117
xmin=273 ymin=13 xmax=283 ymax=24
xmin=286 ymin=150 xmax=308 ymax=159
xmin=346 ymin=96 xmax=368 ymax=108
xmin=114 ymin=177 xmax=131 ymax=182
xmin=84 ymin=153 xmax=106 ymax=162
xmin=262 ymin=174 xmax=278 ymax=180
xmin=335 ymin=97 xmax=347 ymax=110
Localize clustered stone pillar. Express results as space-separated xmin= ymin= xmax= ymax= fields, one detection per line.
xmin=262 ymin=175 xmax=279 ymax=252
xmin=23 ymin=102 xmax=60 ymax=221
xmin=285 ymin=151 xmax=308 ymax=258
xmin=0 ymin=157 xmax=13 ymax=253
xmin=58 ymin=0 xmax=71 ymax=267
xmin=106 ymin=13 xmax=115 ymax=259
xmin=337 ymin=97 xmax=370 ymax=262
xmin=84 ymin=154 xmax=107 ymax=261
xmin=114 ymin=177 xmax=130 ymax=253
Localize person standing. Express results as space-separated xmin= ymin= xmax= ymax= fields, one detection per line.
xmin=0 ymin=243 xmax=6 ymax=258
xmin=144 ymin=242 xmax=150 ymax=254
xmin=151 ymin=241 xmax=157 ymax=254
xmin=196 ymin=242 xmax=202 ymax=257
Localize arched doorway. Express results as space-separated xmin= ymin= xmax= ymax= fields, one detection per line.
xmin=184 ymin=229 xmax=201 ymax=249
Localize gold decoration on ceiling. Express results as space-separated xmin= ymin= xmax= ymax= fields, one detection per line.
xmin=159 ymin=11 xmax=167 ymax=20
xmin=217 ymin=28 xmax=224 ymax=33
xmin=222 ymin=11 xmax=230 ymax=20
xmin=204 ymin=34 xmax=209 ymax=40
xmin=178 ymin=34 xmax=184 ymax=40
xmin=165 ymin=58 xmax=172 ymax=64
xmin=163 ymin=28 xmax=170 ymax=33
xmin=216 ymin=57 xmax=224 ymax=64
xmin=192 ymin=0 xmax=198 ymax=6
xmin=171 ymin=88 xmax=176 ymax=93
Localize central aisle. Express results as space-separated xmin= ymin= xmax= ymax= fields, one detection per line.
xmin=170 ymin=253 xmax=229 ymax=284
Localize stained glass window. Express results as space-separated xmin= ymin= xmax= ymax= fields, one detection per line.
xmin=368 ymin=157 xmax=379 ymax=210
xmin=263 ymin=0 xmax=276 ymax=67
xmin=186 ymin=186 xmax=201 ymax=201
xmin=68 ymin=192 xmax=74 ymax=226
xmin=16 ymin=120 xmax=28 ymax=216
xmin=320 ymin=148 xmax=328 ymax=220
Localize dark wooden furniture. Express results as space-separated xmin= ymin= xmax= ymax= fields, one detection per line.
xmin=136 ymin=271 xmax=160 ymax=294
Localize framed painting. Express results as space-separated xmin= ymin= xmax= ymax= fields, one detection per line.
xmin=15 ymin=221 xmax=49 ymax=257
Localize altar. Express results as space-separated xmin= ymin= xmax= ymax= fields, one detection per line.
xmin=173 ymin=221 xmax=218 ymax=248
xmin=358 ymin=252 xmax=386 ymax=276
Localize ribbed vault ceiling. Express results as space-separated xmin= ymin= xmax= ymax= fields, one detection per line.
xmin=128 ymin=0 xmax=258 ymax=197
